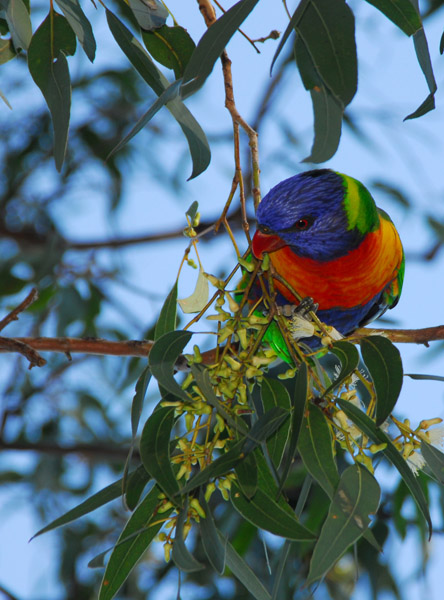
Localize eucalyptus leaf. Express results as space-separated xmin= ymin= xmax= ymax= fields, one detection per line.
xmin=55 ymin=0 xmax=96 ymax=61
xmin=148 ymin=330 xmax=192 ymax=400
xmin=421 ymin=441 xmax=444 ymax=485
xmin=4 ymin=0 xmax=32 ymax=51
xmin=172 ymin=500 xmax=205 ymax=572
xmin=142 ymin=25 xmax=195 ymax=78
xmin=154 ymin=280 xmax=178 ymax=340
xmin=199 ymin=491 xmax=226 ymax=574
xmin=324 ymin=340 xmax=360 ymax=396
xmin=260 ymin=377 xmax=291 ymax=469
xmin=127 ymin=0 xmax=168 ymax=31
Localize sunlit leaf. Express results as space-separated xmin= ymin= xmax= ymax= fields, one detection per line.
xmin=337 ymin=399 xmax=432 ymax=536
xmin=139 ymin=406 xmax=181 ymax=501
xmin=142 ymin=25 xmax=195 ymax=78
xmin=298 ymin=403 xmax=339 ymax=498
xmin=361 ymin=335 xmax=403 ymax=425
xmin=178 ymin=268 xmax=209 ymax=314
xmin=307 ymin=465 xmax=380 ymax=584
xmin=127 ymin=0 xmax=168 ymax=31
xmin=98 ymin=485 xmax=170 ymax=600
xmin=180 ymin=0 xmax=260 ymax=98
xmin=27 ymin=12 xmax=76 ymax=171
xmin=3 ymin=0 xmax=32 ymax=51
xmin=149 ymin=330 xmax=192 ymax=400
xmin=54 ymin=0 xmax=96 ymax=61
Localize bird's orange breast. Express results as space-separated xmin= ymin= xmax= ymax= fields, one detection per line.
xmin=269 ymin=216 xmax=403 ymax=309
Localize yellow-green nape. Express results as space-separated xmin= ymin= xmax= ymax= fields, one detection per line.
xmin=338 ymin=173 xmax=380 ymax=234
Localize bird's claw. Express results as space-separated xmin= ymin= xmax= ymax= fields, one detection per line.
xmin=277 ymin=297 xmax=318 ymax=319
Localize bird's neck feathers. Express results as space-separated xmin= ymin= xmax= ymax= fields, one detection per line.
xmin=339 ymin=173 xmax=380 ymax=235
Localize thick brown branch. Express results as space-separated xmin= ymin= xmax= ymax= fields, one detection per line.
xmin=352 ymin=325 xmax=444 ymax=346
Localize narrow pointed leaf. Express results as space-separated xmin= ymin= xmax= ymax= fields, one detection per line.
xmin=131 ymin=366 xmax=151 ymax=437
xmin=27 ymin=12 xmax=76 ymax=171
xmin=231 ymin=485 xmax=316 ymax=541
xmin=361 ymin=335 xmax=403 ymax=425
xmin=99 ymin=485 xmax=170 ymax=600
xmin=180 ymin=0 xmax=260 ymax=98
xmin=154 ymin=280 xmax=178 ymax=340
xmin=421 ymin=441 xmax=444 ymax=485
xmin=405 ymin=28 xmax=437 ymax=120
xmin=55 ymin=0 xmax=96 ymax=61
xmin=307 ymin=465 xmax=380 ymax=584
xmin=106 ymin=10 xmax=210 ymax=179
xmin=125 ymin=465 xmax=151 ymax=511
xmin=406 ymin=373 xmax=444 ymax=382
xmin=139 ymin=406 xmax=181 ymax=501
xmin=127 ymin=0 xmax=167 ymax=31
xmin=278 ymin=362 xmax=308 ymax=495
xmin=32 ymin=473 xmax=135 ymax=538
xmin=172 ymin=500 xmax=205 ymax=572
xmin=325 ymin=340 xmax=360 ymax=396
xmin=142 ymin=25 xmax=195 ymax=78
xmin=199 ymin=491 xmax=226 ymax=574
xmin=260 ymin=377 xmax=291 ymax=469
xmin=298 ymin=403 xmax=339 ymax=498
xmin=270 ymin=0 xmax=308 ymax=74
xmin=245 ymin=406 xmax=290 ymax=452
xmin=4 ymin=0 xmax=32 ymax=51
xmin=337 ymin=399 xmax=432 ymax=536
xmin=149 ymin=330 xmax=192 ymax=400
xmin=219 ymin=533 xmax=272 ymax=600
xmin=364 ymin=0 xmax=421 ymax=36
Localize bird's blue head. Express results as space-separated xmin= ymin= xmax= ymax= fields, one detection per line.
xmin=253 ymin=169 xmax=380 ymax=262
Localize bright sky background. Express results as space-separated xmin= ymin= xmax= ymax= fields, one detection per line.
xmin=2 ymin=1 xmax=444 ymax=599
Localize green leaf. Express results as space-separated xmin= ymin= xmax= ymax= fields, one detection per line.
xmin=110 ymin=78 xmax=183 ymax=158
xmin=307 ymin=465 xmax=380 ymax=584
xmin=337 ymin=399 xmax=432 ymax=536
xmin=260 ymin=377 xmax=291 ymax=469
xmin=125 ymin=465 xmax=152 ymax=511
xmin=0 ymin=38 xmax=16 ymax=64
xmin=54 ymin=0 xmax=96 ymax=61
xmin=186 ymin=200 xmax=199 ymax=222
xmin=361 ymin=335 xmax=403 ymax=425
xmin=32 ymin=474 xmax=132 ymax=538
xmin=363 ymin=0 xmax=421 ymax=36
xmin=295 ymin=33 xmax=343 ymax=163
xmin=106 ymin=10 xmax=210 ymax=179
xmin=180 ymin=0 xmax=260 ymax=98
xmin=219 ymin=533 xmax=272 ymax=600
xmin=406 ymin=373 xmax=444 ymax=382
xmin=235 ymin=451 xmax=258 ymax=499
xmin=142 ymin=25 xmax=195 ymax=78
xmin=199 ymin=490 xmax=226 ymax=574
xmin=127 ymin=0 xmax=168 ymax=31
xmin=231 ymin=485 xmax=316 ymax=541
xmin=3 ymin=0 xmax=32 ymax=51
xmin=154 ymin=280 xmax=178 ymax=340
xmin=131 ymin=366 xmax=151 ymax=437
xmin=324 ymin=340 xmax=360 ymax=396
xmin=98 ymin=485 xmax=170 ymax=600
xmin=172 ymin=499 xmax=205 ymax=572
xmin=139 ymin=406 xmax=181 ymax=501
xmin=27 ymin=12 xmax=76 ymax=171
xmin=298 ymin=403 xmax=339 ymax=498
xmin=404 ymin=28 xmax=437 ymax=120
xmin=278 ymin=362 xmax=308 ymax=495
xmin=421 ymin=441 xmax=444 ymax=485
xmin=294 ymin=0 xmax=357 ymax=107
xmin=149 ymin=330 xmax=192 ymax=400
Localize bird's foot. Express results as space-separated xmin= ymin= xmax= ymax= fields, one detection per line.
xmin=277 ymin=297 xmax=318 ymax=319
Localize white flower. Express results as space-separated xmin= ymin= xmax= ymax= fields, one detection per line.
xmin=288 ymin=314 xmax=316 ymax=340
xmin=406 ymin=451 xmax=426 ymax=476
xmin=424 ymin=425 xmax=444 ymax=448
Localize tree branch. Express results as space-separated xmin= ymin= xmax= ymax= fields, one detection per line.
xmin=351 ymin=325 xmax=444 ymax=347
xmin=0 ymin=440 xmax=138 ymax=460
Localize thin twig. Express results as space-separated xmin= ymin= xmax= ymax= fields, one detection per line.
xmin=0 ymin=287 xmax=39 ymax=332
xmin=0 ymin=440 xmax=139 ymax=460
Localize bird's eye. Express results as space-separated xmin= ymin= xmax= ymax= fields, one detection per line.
xmin=259 ymin=224 xmax=272 ymax=234
xmin=294 ymin=218 xmax=310 ymax=230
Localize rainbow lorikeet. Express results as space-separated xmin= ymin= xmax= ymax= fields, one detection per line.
xmin=249 ymin=169 xmax=404 ymax=360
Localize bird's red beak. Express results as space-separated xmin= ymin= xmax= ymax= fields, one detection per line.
xmin=252 ymin=229 xmax=287 ymax=259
